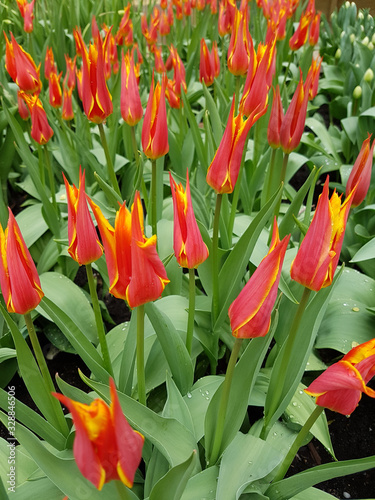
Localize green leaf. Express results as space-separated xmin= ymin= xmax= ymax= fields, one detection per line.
xmin=305 ymin=118 xmax=341 ymax=163
xmin=163 ymin=373 xmax=195 ymax=436
xmin=181 ymin=92 xmax=208 ymax=172
xmin=180 ymin=466 xmax=219 ymax=500
xmin=217 ymin=433 xmax=283 ymax=500
xmin=15 ymin=204 xmax=49 ymax=248
xmin=350 ymin=236 xmax=375 ymax=262
xmin=202 ymin=81 xmax=223 ymax=147
xmin=215 ymin=184 xmax=283 ymax=330
xmin=78 ymin=375 xmax=197 ymax=467
xmin=266 ymin=456 xmax=375 ymax=500
xmin=0 ymin=348 xmax=16 ymax=363
xmin=38 ymin=272 xmax=97 ymax=344
xmin=145 ymin=301 xmax=194 ymax=396
xmin=149 ymin=450 xmax=197 ymax=500
xmin=37 ymin=297 xmax=109 ymax=382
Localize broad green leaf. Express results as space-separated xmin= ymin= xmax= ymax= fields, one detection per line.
xmin=266 ymin=455 xmax=375 ymax=500
xmin=180 ymin=466 xmax=219 ymax=500
xmin=15 ymin=204 xmax=49 ymax=248
xmin=145 ymin=301 xmax=194 ymax=395
xmin=149 ymin=451 xmax=197 ymax=500
xmin=305 ymin=118 xmax=341 ymax=163
xmin=181 ymin=92 xmax=208 ymax=172
xmin=217 ymin=433 xmax=283 ymax=500
xmin=11 ymin=477 xmax=65 ymax=500
xmin=215 ymin=185 xmax=283 ymax=330
xmin=38 ymin=272 xmax=97 ymax=344
xmin=0 ymin=348 xmax=16 ymax=363
xmin=292 ymin=487 xmax=340 ymax=499
xmin=38 ymin=297 xmax=109 ymax=382
xmin=79 ymin=376 xmax=197 ymax=467
xmin=350 ymin=236 xmax=375 ymax=262
xmin=163 ymin=374 xmax=195 ymax=436
xmin=202 ymin=81 xmax=223 ymax=147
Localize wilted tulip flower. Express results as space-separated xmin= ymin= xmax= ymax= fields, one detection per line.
xmin=54 ymin=378 xmax=144 ymax=490
xmin=0 ymin=208 xmax=44 ymax=315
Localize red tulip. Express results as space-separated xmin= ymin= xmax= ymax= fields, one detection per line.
xmin=120 ymin=50 xmax=143 ymax=126
xmin=62 ymin=87 xmax=74 ymax=121
xmin=44 ymin=47 xmax=56 ymax=80
xmin=199 ymin=39 xmax=218 ymax=87
xmin=16 ymin=0 xmax=35 ymax=33
xmin=309 ymin=11 xmax=321 ymax=46
xmin=170 ymin=171 xmax=209 ymax=269
xmin=0 ymin=208 xmax=44 ymax=314
xmin=64 ymin=170 xmax=103 ymax=265
xmin=20 ymin=92 xmax=54 ymax=144
xmin=227 ymin=5 xmax=253 ymax=76
xmin=267 ymin=85 xmax=284 ymax=149
xmin=229 ymin=220 xmax=289 ymax=338
xmin=54 ymin=378 xmax=144 ymax=490
xmin=345 ymin=133 xmax=375 ymax=207
xmin=291 ymin=177 xmax=356 ymax=291
xmin=141 ymin=73 xmax=169 ymax=160
xmin=48 ymin=71 xmax=63 ymax=108
xmin=289 ymin=10 xmax=312 ymax=51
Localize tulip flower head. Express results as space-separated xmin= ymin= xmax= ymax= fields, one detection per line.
xmin=227 ymin=5 xmax=253 ymax=76
xmin=267 ymin=85 xmax=284 ymax=149
xmin=141 ymin=73 xmax=169 ymax=160
xmin=20 ymin=92 xmax=54 ymax=144
xmin=229 ymin=220 xmax=290 ymax=338
xmin=120 ymin=50 xmax=143 ymax=127
xmin=291 ymin=177 xmax=356 ymax=291
xmin=305 ymin=339 xmax=375 ymax=415
xmin=16 ymin=0 xmax=35 ymax=33
xmin=346 ymin=133 xmax=375 ymax=207
xmin=62 ymin=86 xmax=74 ymax=121
xmin=0 ymin=208 xmax=44 ymax=315
xmin=64 ymin=170 xmax=103 ymax=266
xmin=54 ymin=378 xmax=144 ymax=490
xmin=199 ymin=39 xmax=219 ymax=86
xmin=170 ymin=172 xmax=209 ymax=269
xmin=48 ymin=71 xmax=63 ymax=108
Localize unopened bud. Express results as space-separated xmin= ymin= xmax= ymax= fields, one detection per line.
xmin=362 ymin=36 xmax=369 ymax=46
xmin=345 ymin=1 xmax=350 ymax=7
xmin=350 ymin=33 xmax=356 ymax=43
xmin=335 ymin=48 xmax=342 ymax=59
xmin=358 ymin=11 xmax=364 ymax=19
xmin=353 ymin=85 xmax=362 ymax=99
xmin=372 ymin=33 xmax=375 ymax=44
xmin=368 ymin=42 xmax=374 ymax=50
xmin=364 ymin=68 xmax=374 ymax=82
xmin=341 ymin=31 xmax=346 ymax=38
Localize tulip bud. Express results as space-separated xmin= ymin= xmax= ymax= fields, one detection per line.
xmin=368 ymin=42 xmax=374 ymax=50
xmin=362 ymin=36 xmax=369 ymax=46
xmin=364 ymin=68 xmax=374 ymax=83
xmin=335 ymin=48 xmax=342 ymax=59
xmin=353 ymin=85 xmax=362 ymax=99
xmin=350 ymin=33 xmax=356 ymax=43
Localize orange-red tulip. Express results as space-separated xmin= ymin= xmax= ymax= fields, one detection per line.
xmin=16 ymin=0 xmax=35 ymax=33
xmin=291 ymin=176 xmax=356 ymax=291
xmin=64 ymin=170 xmax=103 ymax=266
xmin=44 ymin=47 xmax=56 ymax=80
xmin=305 ymin=55 xmax=322 ymax=101
xmin=141 ymin=73 xmax=169 ymax=160
xmin=305 ymin=339 xmax=375 ymax=415
xmin=309 ymin=11 xmax=321 ymax=46
xmin=62 ymin=87 xmax=74 ymax=121
xmin=0 ymin=208 xmax=44 ymax=314
xmin=20 ymin=92 xmax=54 ymax=144
xmin=229 ymin=220 xmax=289 ymax=338
xmin=289 ymin=10 xmax=312 ymax=50
xmin=199 ymin=39 xmax=219 ymax=87
xmin=54 ymin=378 xmax=144 ymax=490
xmin=48 ymin=71 xmax=63 ymax=108
xmin=345 ymin=133 xmax=375 ymax=207
xmin=267 ymin=85 xmax=284 ymax=149
xmin=170 ymin=172 xmax=209 ymax=269
xmin=120 ymin=50 xmax=143 ymax=127
xmin=227 ymin=5 xmax=252 ymax=76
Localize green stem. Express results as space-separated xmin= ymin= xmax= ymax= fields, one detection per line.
xmin=272 ymin=406 xmax=324 ymax=483
xmin=209 ymin=337 xmax=243 ymax=466
xmin=228 ymin=135 xmax=249 ymax=244
xmin=136 ymin=305 xmax=146 ymax=406
xmin=265 ymin=148 xmax=277 ymax=203
xmin=98 ymin=122 xmax=121 ymax=197
xmin=235 ymin=75 xmax=241 ymax=115
xmin=24 ymin=312 xmax=69 ymax=436
xmin=262 ymin=287 xmax=311 ymax=436
xmin=43 ymin=146 xmax=58 ymax=216
xmin=85 ymin=264 xmax=113 ymax=377
xmin=273 ymin=152 xmax=289 ymax=220
xmin=130 ymin=126 xmax=148 ymax=205
xmin=150 ymin=159 xmax=157 ymax=238
xmin=37 ymin=144 xmax=45 ymax=188
xmin=212 ymin=193 xmax=223 ymax=326
xmin=186 ymin=268 xmax=196 ymax=355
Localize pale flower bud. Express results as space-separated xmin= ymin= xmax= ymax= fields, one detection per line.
xmin=353 ymin=85 xmax=362 ymax=99
xmin=364 ymin=68 xmax=374 ymax=83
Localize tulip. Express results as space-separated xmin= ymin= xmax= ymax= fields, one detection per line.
xmin=218 ymin=0 xmax=235 ymax=37
xmin=74 ymin=29 xmax=113 ymax=124
xmin=63 ymin=170 xmax=103 ymax=266
xmin=0 ymin=208 xmax=44 ymax=315
xmin=44 ymin=47 xmax=56 ymax=80
xmin=165 ymin=79 xmax=181 ymax=109
xmin=206 ymin=97 xmax=261 ymax=194
xmin=16 ymin=0 xmax=35 ymax=33
xmin=120 ymin=50 xmax=143 ymax=127
xmin=153 ymin=45 xmax=166 ymax=73
xmin=170 ymin=172 xmax=209 ymax=269
xmin=305 ymin=55 xmax=323 ymax=101
xmin=229 ymin=220 xmax=290 ymax=338
xmin=17 ymin=90 xmax=29 ymax=120
xmin=345 ymin=133 xmax=375 ymax=207
xmin=20 ymin=92 xmax=54 ymax=144
xmin=267 ymin=85 xmax=284 ymax=149
xmin=309 ymin=11 xmax=321 ymax=46
xmin=291 ymin=176 xmax=356 ymax=291
xmin=343 ymin=338 xmax=375 ymax=365
xmin=62 ymin=86 xmax=74 ymax=121
xmin=54 ymin=378 xmax=144 ymax=490
xmin=89 ymin=192 xmax=169 ymax=308
xmin=141 ymin=72 xmax=169 ymax=160
xmin=305 ymin=347 xmax=375 ymax=415
xmin=199 ymin=39 xmax=216 ymax=86
xmin=160 ymin=10 xmax=171 ymax=36
xmin=279 ymin=70 xmax=311 ymax=154
xmin=227 ymin=5 xmax=253 ymax=76
xmin=168 ymin=45 xmax=187 ymax=96
xmin=63 ymin=55 xmax=77 ymax=90
xmin=4 ymin=32 xmax=42 ymax=95
xmin=115 ymin=3 xmax=133 ymax=46
xmin=48 ymin=71 xmax=63 ymax=108
xmin=289 ymin=10 xmax=312 ymax=50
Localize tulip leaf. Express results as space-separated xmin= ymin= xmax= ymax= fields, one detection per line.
xmin=0 ymin=388 xmax=66 ymax=450
xmin=0 ymin=347 xmax=16 ymax=363
xmin=202 ymin=81 xmax=223 ymax=147
xmin=37 ymin=297 xmax=110 ymax=383
xmin=266 ymin=455 xmax=375 ymax=500
xmin=149 ymin=450 xmax=197 ymax=500
xmin=215 ymin=184 xmax=283 ymax=331
xmin=0 ymin=303 xmax=64 ymax=431
xmin=15 ymin=204 xmax=49 ymax=248
xmin=163 ymin=373 xmax=195 ymax=436
xmin=0 ymin=477 xmax=9 ymax=500
xmin=350 ymin=236 xmax=375 ymax=262
xmin=38 ymin=272 xmax=97 ymax=344
xmin=145 ymin=301 xmax=194 ymax=396
xmin=93 ymin=172 xmax=123 ymax=210
xmin=180 ymin=466 xmax=219 ymax=500
xmin=79 ymin=375 xmax=197 ymax=468
xmin=217 ymin=433 xmax=283 ymax=500
xmin=305 ymin=118 xmax=341 ymax=163
xmin=0 ymin=413 xmax=136 ymax=500
xmin=181 ymin=91 xmax=209 ymax=172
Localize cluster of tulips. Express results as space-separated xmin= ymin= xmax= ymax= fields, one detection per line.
xmin=1 ymin=0 xmax=375 ymax=497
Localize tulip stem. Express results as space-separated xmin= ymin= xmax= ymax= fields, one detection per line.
xmin=212 ymin=193 xmax=223 ymax=327
xmin=186 ymin=267 xmax=196 ymax=355
xmin=24 ymin=312 xmax=69 ymax=436
xmin=208 ymin=337 xmax=243 ymax=466
xmin=272 ymin=405 xmax=324 ymax=483
xmin=98 ymin=122 xmax=122 ymax=198
xmin=262 ymin=287 xmax=311 ymax=436
xmin=85 ymin=264 xmax=114 ymax=378
xmin=273 ymin=152 xmax=289 ymax=220
xmin=136 ymin=305 xmax=146 ymax=406
xmin=130 ymin=126 xmax=148 ymax=207
xmin=235 ymin=75 xmax=241 ymax=115
xmin=265 ymin=148 xmax=277 ymax=203
xmin=43 ymin=146 xmax=58 ymax=215
xmin=150 ymin=159 xmax=158 ymax=238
